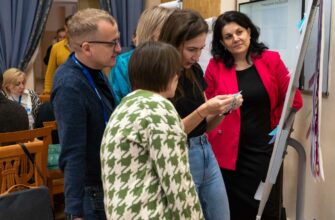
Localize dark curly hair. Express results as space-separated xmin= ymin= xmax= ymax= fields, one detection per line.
xmin=211 ymin=11 xmax=268 ymax=68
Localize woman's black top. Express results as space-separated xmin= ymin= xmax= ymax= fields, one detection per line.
xmin=173 ymin=63 xmax=207 ymax=138
xmin=221 ymin=65 xmax=281 ymax=219
xmin=237 ymin=64 xmax=272 ymax=165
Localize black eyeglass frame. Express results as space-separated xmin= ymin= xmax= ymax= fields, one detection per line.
xmin=80 ymin=39 xmax=121 ymax=48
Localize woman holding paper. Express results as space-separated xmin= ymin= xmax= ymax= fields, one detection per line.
xmin=205 ymin=11 xmax=303 ymax=220
xmin=159 ymin=9 xmax=243 ymax=220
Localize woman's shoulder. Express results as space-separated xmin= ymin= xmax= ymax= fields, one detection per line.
xmin=122 ymin=90 xmax=166 ymax=108
xmin=119 ymin=90 xmax=178 ymax=124
xmin=258 ymin=50 xmax=281 ymax=62
xmin=207 ymin=57 xmax=226 ymax=68
xmin=205 ymin=58 xmax=229 ymax=77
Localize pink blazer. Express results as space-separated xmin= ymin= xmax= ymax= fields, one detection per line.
xmin=205 ymin=50 xmax=303 ymax=170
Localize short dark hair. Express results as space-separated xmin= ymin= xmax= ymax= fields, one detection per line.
xmin=159 ymin=9 xmax=208 ymax=48
xmin=56 ymin=27 xmax=66 ymax=34
xmin=212 ymin=11 xmax=268 ymax=68
xmin=129 ymin=41 xmax=181 ymax=93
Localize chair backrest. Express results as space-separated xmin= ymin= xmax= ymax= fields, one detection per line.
xmin=0 ymin=127 xmax=53 ymax=193
xmin=43 ymin=121 xmax=57 ymax=131
xmin=0 ymin=126 xmax=53 ymax=146
xmin=0 ymin=141 xmax=47 ymax=194
xmin=38 ymin=94 xmax=50 ymax=103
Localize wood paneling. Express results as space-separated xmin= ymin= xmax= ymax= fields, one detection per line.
xmin=77 ymin=0 xmax=99 ymax=10
xmin=182 ymin=0 xmax=221 ymax=18
xmin=145 ymin=0 xmax=160 ymax=8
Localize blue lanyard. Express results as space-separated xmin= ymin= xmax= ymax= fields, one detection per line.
xmin=18 ymin=95 xmax=22 ymax=104
xmin=70 ymin=53 xmax=109 ymax=125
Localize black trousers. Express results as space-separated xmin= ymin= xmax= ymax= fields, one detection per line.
xmin=221 ymin=166 xmax=286 ymax=220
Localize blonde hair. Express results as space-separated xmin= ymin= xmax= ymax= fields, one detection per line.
xmin=136 ymin=6 xmax=175 ymax=45
xmin=67 ymin=8 xmax=116 ymax=50
xmin=2 ymin=68 xmax=25 ymax=94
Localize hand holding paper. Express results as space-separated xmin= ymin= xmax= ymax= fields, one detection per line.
xmin=231 ymin=90 xmax=243 ymax=110
xmin=219 ymin=91 xmax=243 ymax=116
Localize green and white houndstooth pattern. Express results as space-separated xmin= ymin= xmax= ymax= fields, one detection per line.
xmin=101 ymin=90 xmax=204 ymax=220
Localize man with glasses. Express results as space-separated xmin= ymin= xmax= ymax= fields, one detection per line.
xmin=51 ymin=9 xmax=121 ymax=220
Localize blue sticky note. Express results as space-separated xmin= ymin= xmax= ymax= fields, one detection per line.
xmin=269 ymin=126 xmax=278 ymax=136
xmin=268 ymin=135 xmax=276 ymax=144
xmin=268 ymin=126 xmax=278 ymax=144
xmin=297 ymin=16 xmax=305 ymax=32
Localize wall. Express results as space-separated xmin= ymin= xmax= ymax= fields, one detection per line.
xmin=144 ymin=0 xmax=233 ymax=18
xmin=144 ymin=0 xmax=160 ymax=8
xmin=77 ymin=0 xmax=99 ymax=10
xmin=183 ymin=0 xmax=221 ymax=18
xmin=221 ymin=0 xmax=236 ymax=13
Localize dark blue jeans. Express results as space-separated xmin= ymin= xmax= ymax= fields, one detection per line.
xmin=82 ymin=185 xmax=106 ymax=220
xmin=188 ymin=134 xmax=230 ymax=220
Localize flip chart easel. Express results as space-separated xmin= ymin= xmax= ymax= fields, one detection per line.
xmin=256 ymin=0 xmax=320 ymax=219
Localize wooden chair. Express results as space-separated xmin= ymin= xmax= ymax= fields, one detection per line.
xmin=39 ymin=94 xmax=51 ymax=103
xmin=0 ymin=127 xmax=53 ymax=198
xmin=0 ymin=141 xmax=47 ymax=194
xmin=0 ymin=126 xmax=52 ymax=146
xmin=42 ymin=121 xmax=64 ymax=204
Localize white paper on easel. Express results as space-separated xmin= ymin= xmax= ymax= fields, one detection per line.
xmin=316 ymin=0 xmax=325 ymax=181
xmin=159 ymin=1 xmax=182 ymax=9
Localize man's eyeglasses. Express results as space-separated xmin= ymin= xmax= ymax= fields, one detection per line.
xmin=80 ymin=39 xmax=121 ymax=49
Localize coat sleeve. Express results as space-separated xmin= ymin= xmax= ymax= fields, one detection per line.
xmin=204 ymin=59 xmax=217 ymax=99
xmin=52 ymin=82 xmax=87 ymax=216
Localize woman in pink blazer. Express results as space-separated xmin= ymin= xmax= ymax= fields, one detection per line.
xmin=205 ymin=11 xmax=303 ymax=220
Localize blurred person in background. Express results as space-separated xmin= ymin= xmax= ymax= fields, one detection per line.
xmin=2 ymin=68 xmax=41 ymax=129
xmin=43 ymin=27 xmax=67 ymax=65
xmin=109 ymin=6 xmax=175 ymax=105
xmin=0 ymin=73 xmax=29 ymax=133
xmin=43 ymin=15 xmax=73 ymax=94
